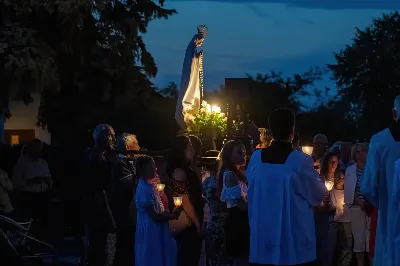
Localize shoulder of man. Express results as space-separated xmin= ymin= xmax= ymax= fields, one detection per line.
xmin=113 ymin=157 xmax=136 ymax=179
xmin=370 ymin=128 xmax=390 ymax=142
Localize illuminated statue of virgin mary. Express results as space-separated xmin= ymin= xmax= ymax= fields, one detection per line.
xmin=175 ymin=25 xmax=208 ymax=129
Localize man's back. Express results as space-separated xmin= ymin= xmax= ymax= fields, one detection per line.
xmin=361 ymin=126 xmax=400 ymax=266
xmin=247 ymin=143 xmax=326 ymax=265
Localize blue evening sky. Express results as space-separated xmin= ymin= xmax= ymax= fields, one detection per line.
xmin=143 ymin=0 xmax=399 ymax=105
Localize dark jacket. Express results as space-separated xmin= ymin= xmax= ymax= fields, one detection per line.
xmin=82 ymin=149 xmax=116 ymax=232
xmin=110 ymin=155 xmax=137 ymax=228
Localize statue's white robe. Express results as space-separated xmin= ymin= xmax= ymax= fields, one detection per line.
xmin=247 ymin=149 xmax=326 ymax=265
xmin=361 ymin=128 xmax=400 ymax=266
xmin=175 ymin=34 xmax=202 ymax=129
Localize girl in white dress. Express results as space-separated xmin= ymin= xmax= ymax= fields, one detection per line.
xmin=135 ymin=155 xmax=181 ymax=266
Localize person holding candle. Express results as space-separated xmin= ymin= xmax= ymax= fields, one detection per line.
xmin=246 ymin=108 xmax=326 ymax=266
xmin=314 ymin=151 xmax=338 ymax=266
xmin=329 ymin=169 xmax=352 ymax=266
xmin=218 ymin=140 xmax=249 ymax=266
xmin=134 ymin=155 xmax=182 ymax=266
xmin=166 ymin=136 xmax=204 ymax=266
xmin=344 ymin=143 xmax=369 ymax=266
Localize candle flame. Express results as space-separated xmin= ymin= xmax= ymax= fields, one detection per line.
xmin=173 ymin=197 xmax=182 ymax=207
xmin=157 ymin=184 xmax=165 ymax=192
xmin=302 ymin=146 xmax=313 ymax=155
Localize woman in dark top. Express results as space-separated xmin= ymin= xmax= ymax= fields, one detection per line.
xmin=166 ymin=136 xmax=204 ymax=266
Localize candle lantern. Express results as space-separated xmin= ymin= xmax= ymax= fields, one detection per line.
xmin=325 ymin=180 xmax=334 ymax=192
xmin=156 ymin=184 xmax=165 ymax=192
xmin=302 ymin=146 xmax=313 ymax=156
xmin=173 ymin=197 xmax=183 ymax=207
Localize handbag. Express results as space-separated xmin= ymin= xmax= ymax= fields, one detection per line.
xmin=169 ymin=210 xmax=191 ymax=235
xmin=169 ymin=195 xmax=191 ymax=235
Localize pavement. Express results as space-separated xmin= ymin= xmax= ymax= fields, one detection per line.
xmin=42 ymin=237 xmax=82 ymax=266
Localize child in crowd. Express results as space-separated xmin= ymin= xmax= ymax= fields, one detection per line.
xmin=330 ymin=170 xmax=352 ymax=266
xmin=135 ymin=155 xmax=182 ymax=266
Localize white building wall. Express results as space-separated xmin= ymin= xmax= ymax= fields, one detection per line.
xmin=4 ymin=93 xmax=51 ymax=144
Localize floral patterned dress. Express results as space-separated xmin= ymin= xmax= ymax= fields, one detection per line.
xmin=202 ymin=176 xmax=229 ymax=266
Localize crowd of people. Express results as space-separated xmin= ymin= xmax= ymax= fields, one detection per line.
xmin=1 ymin=95 xmax=400 ymax=266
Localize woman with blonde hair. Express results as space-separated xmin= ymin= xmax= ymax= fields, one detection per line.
xmin=344 ymin=143 xmax=369 ymax=266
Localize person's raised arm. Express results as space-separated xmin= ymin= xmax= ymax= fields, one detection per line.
xmin=172 ymin=168 xmax=201 ymax=230
xmin=360 ymin=140 xmax=379 ymax=207
xmin=293 ymin=155 xmax=326 ymax=207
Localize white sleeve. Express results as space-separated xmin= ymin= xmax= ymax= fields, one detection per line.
xmin=395 ymin=160 xmax=400 ymax=266
xmin=246 ymin=150 xmax=258 ymax=191
xmin=360 ymin=138 xmax=380 ymax=207
xmin=246 ymin=150 xmax=259 ymax=220
xmin=292 ymin=155 xmax=326 ymax=207
xmin=393 ymin=160 xmax=400 ymax=204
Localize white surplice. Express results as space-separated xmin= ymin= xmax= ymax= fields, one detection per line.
xmin=393 ymin=159 xmax=400 ymax=266
xmin=361 ymin=128 xmax=400 ymax=266
xmin=247 ymin=149 xmax=326 ymax=265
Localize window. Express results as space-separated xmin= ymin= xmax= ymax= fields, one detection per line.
xmin=11 ymin=135 xmax=19 ymax=146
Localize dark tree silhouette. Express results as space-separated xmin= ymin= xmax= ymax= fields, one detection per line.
xmin=329 ymin=11 xmax=400 ymax=139
xmin=246 ymin=68 xmax=324 ymax=128
xmin=159 ymin=82 xmax=178 ymax=101
xmin=0 ymin=0 xmax=176 ymax=146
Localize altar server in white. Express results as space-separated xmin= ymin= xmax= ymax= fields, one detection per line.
xmin=247 ymin=108 xmax=326 ymax=266
xmin=393 ymin=158 xmax=400 ymax=266
xmin=361 ymin=95 xmax=400 ymax=266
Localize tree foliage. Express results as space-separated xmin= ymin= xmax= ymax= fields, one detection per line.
xmin=0 ymin=0 xmax=177 ymax=146
xmin=245 ymin=68 xmax=324 ymax=128
xmin=329 ymin=11 xmax=400 ymax=138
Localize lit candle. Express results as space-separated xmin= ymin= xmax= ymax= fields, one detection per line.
xmin=325 ymin=180 xmax=334 ymax=192
xmin=156 ymin=184 xmax=165 ymax=192
xmin=173 ymin=197 xmax=182 ymax=207
xmin=302 ymin=146 xmax=313 ymax=155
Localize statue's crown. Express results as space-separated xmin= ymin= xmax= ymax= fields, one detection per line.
xmin=197 ymin=25 xmax=208 ymax=36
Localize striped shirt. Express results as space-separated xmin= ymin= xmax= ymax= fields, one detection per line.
xmin=353 ymin=167 xmax=364 ymax=202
